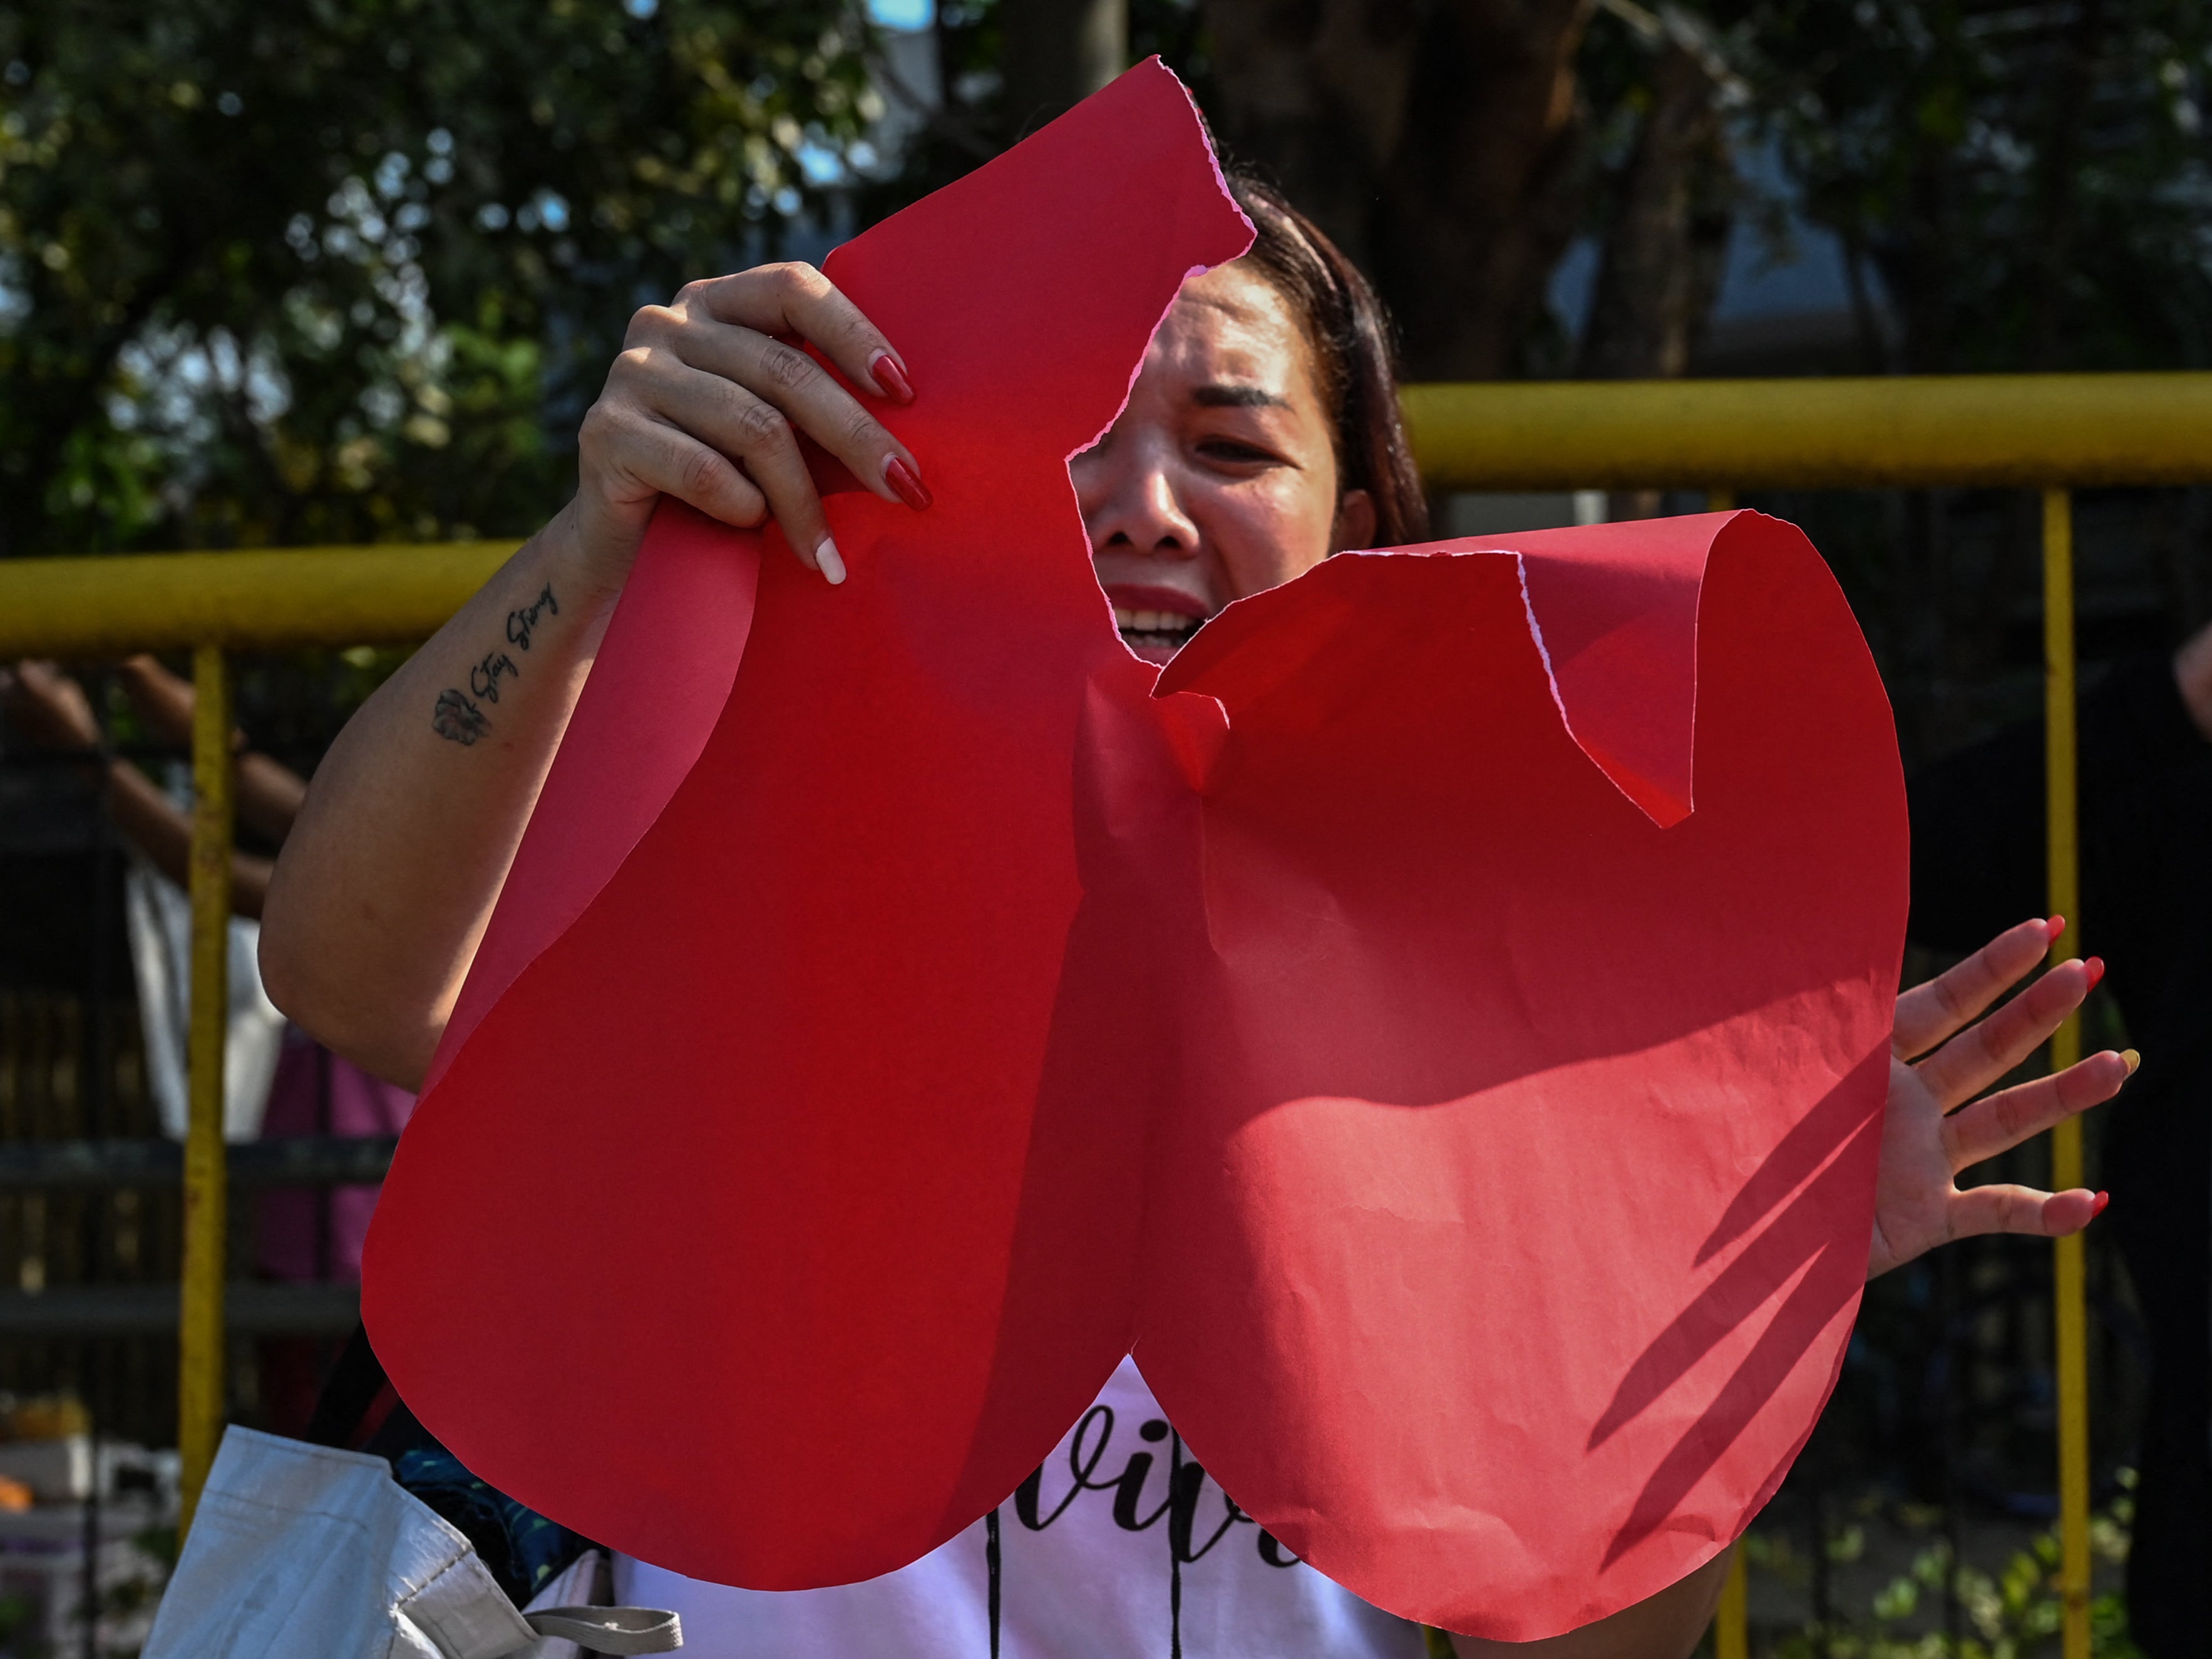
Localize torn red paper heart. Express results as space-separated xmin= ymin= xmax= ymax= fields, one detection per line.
xmin=363 ymin=59 xmax=1906 ymax=1641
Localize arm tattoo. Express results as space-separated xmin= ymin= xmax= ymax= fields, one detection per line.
xmin=432 ymin=582 xmax=558 ymax=747
xmin=432 ymin=688 xmax=492 ymax=746
xmin=506 ymin=583 xmax=559 ymax=651
xmin=469 ymin=650 xmax=518 ymax=704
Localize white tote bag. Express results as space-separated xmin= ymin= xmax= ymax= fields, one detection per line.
xmin=142 ymin=1428 xmax=679 ymax=1659
xmin=124 ymin=854 xmax=286 ymax=1142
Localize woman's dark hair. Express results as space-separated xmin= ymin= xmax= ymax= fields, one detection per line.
xmin=1224 ymin=168 xmax=1429 ymax=548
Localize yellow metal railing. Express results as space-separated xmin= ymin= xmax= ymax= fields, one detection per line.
xmin=1715 ymin=1544 xmax=1749 ymax=1659
xmin=4 ymin=370 xmax=2196 ymax=1651
xmin=2044 ymin=492 xmax=2092 ymax=1650
xmin=1402 ymin=370 xmax=2212 ymax=490
xmin=0 ymin=540 xmax=518 ymax=659
xmin=178 ymin=644 xmax=231 ymax=1535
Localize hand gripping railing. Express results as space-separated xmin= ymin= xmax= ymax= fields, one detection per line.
xmin=7 ymin=370 xmax=2207 ymax=1656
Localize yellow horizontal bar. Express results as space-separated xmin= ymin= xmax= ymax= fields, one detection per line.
xmin=1402 ymin=371 xmax=2212 ymax=490
xmin=0 ymin=541 xmax=519 ymax=659
xmin=1 ymin=369 xmax=2208 ymax=660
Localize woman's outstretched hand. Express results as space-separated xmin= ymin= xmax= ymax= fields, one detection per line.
xmin=1869 ymin=916 xmax=2134 ymax=1278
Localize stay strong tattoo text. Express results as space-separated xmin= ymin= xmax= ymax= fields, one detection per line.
xmin=431 ymin=582 xmax=560 ymax=747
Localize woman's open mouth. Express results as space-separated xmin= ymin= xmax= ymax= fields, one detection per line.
xmin=1114 ymin=606 xmax=1203 ymax=653
xmin=1100 ymin=582 xmax=1215 ymax=663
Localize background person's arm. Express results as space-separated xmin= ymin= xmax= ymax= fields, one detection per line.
xmin=259 ymin=263 xmax=927 ymax=1088
xmin=113 ymin=653 xmax=307 ymax=844
xmin=1447 ymin=1551 xmax=1732 ymax=1659
xmin=105 ymin=758 xmax=276 ymax=917
xmin=2174 ymin=616 xmax=2212 ymax=738
xmin=0 ymin=660 xmax=276 ymax=916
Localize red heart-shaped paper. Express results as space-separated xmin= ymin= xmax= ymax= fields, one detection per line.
xmin=364 ymin=59 xmax=1906 ymax=1641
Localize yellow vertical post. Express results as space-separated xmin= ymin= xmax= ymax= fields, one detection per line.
xmin=1713 ymin=1544 xmax=1749 ymax=1659
xmin=2042 ymin=488 xmax=2091 ymax=1659
xmin=178 ymin=644 xmax=232 ymax=1534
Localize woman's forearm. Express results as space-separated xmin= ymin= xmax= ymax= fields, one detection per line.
xmin=1448 ymin=1551 xmax=1731 ymax=1659
xmin=262 ymin=262 xmax=922 ymax=1086
xmin=260 ymin=506 xmax=619 ymax=1087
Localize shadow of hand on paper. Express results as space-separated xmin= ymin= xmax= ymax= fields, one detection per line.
xmin=1593 ymin=1062 xmax=1883 ymax=1568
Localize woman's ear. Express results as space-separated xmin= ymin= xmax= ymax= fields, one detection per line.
xmin=1330 ymin=488 xmax=1377 ymax=553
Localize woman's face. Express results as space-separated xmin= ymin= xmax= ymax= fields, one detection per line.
xmin=1073 ymin=261 xmax=1376 ymax=664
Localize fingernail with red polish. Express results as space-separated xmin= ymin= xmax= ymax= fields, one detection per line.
xmin=2092 ymin=1191 xmax=2111 ymax=1217
xmin=870 ymin=352 xmax=914 ymax=404
xmin=885 ymin=455 xmax=933 ymax=510
xmin=2046 ymin=914 xmax=2067 ymax=941
xmin=2084 ymin=956 xmax=2105 ymax=990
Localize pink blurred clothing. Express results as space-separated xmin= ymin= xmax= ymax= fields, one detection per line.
xmin=255 ymin=1025 xmax=416 ymax=1284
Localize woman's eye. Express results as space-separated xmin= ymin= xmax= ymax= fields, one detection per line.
xmin=1197 ymin=438 xmax=1277 ymax=464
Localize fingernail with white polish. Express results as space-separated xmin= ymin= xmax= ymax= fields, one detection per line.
xmin=816 ymin=537 xmax=846 ymax=585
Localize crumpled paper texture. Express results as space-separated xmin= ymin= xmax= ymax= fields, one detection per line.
xmin=364 ymin=58 xmax=1908 ymax=1641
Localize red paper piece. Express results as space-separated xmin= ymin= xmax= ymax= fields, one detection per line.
xmin=364 ymin=59 xmax=1907 ymax=1641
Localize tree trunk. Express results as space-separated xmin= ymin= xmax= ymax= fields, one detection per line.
xmin=1573 ymin=35 xmax=1735 ymax=518
xmin=1192 ymin=0 xmax=1423 ymax=274
xmin=1001 ymin=0 xmax=1130 ymax=137
xmin=2025 ymin=0 xmax=2104 ymax=370
xmin=1198 ymin=0 xmax=1593 ymax=381
xmin=1374 ymin=0 xmax=1594 ymax=380
xmin=1575 ymin=38 xmax=1732 ymax=381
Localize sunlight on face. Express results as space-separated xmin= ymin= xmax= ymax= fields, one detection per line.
xmin=1071 ymin=262 xmax=1375 ymax=664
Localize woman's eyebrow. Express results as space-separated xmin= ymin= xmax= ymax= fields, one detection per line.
xmin=1191 ymin=382 xmax=1290 ymax=409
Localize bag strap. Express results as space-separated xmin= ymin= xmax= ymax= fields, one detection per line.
xmin=522 ymin=1605 xmax=682 ymax=1655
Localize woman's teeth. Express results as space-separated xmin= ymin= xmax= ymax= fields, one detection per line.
xmin=1114 ymin=607 xmax=1200 ymax=639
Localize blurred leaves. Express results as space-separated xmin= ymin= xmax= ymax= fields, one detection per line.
xmin=1746 ymin=1472 xmax=2144 ymax=1658
xmin=0 ymin=0 xmax=875 ymax=557
xmin=1718 ymin=0 xmax=2212 ymax=371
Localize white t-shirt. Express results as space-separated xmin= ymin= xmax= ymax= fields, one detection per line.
xmin=615 ymin=1356 xmax=1429 ymax=1659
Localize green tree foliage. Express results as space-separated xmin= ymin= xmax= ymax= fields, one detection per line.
xmin=0 ymin=0 xmax=876 ymax=557
xmin=1720 ymin=0 xmax=2212 ymax=371
xmin=10 ymin=0 xmax=2212 ymax=566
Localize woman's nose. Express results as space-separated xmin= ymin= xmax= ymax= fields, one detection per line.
xmin=1079 ymin=447 xmax=1202 ymax=560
